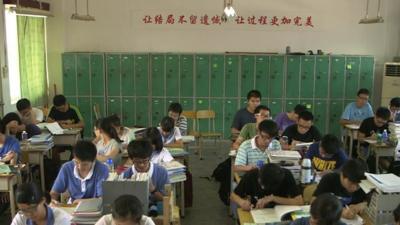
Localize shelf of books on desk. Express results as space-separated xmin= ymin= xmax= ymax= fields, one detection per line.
xmin=268 ymin=150 xmax=302 ymax=183
xmin=28 ymin=133 xmax=55 ymax=149
xmin=161 ymin=161 xmax=187 ymax=183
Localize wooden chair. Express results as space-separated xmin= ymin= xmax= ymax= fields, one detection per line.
xmin=93 ymin=103 xmax=101 ymax=120
xmin=196 ymin=110 xmax=222 ymax=160
xmin=153 ymin=184 xmax=181 ymax=225
xmin=181 ymin=111 xmax=200 ymax=152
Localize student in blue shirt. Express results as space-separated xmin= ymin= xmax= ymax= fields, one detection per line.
xmin=340 ymin=88 xmax=374 ymax=126
xmin=305 ymin=134 xmax=348 ymax=174
xmin=123 ymin=139 xmax=169 ymax=203
xmin=0 ymin=122 xmax=20 ymax=165
xmin=50 ymin=140 xmax=109 ymax=204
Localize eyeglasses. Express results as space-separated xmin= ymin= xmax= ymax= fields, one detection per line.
xmin=18 ymin=204 xmax=38 ymax=215
xmin=357 ymin=95 xmax=369 ymax=101
xmin=132 ymin=158 xmax=150 ymax=165
xmin=298 ymin=124 xmax=311 ymax=130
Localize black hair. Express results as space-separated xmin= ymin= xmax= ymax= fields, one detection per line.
xmin=143 ymin=127 xmax=163 ymax=153
xmin=94 ymin=118 xmax=103 ymax=129
xmin=310 ymin=193 xmax=343 ymax=225
xmin=298 ymin=111 xmax=314 ymax=121
xmin=16 ymin=98 xmax=31 ymax=111
xmin=294 ymin=104 xmax=307 ymax=115
xmin=357 ymin=88 xmax=370 ymax=96
xmin=107 ymin=114 xmax=122 ymax=127
xmin=247 ymin=90 xmax=261 ymax=100
xmin=259 ymin=164 xmax=285 ymax=193
xmin=390 ymin=97 xmax=400 ymax=108
xmin=341 ymin=159 xmax=366 ymax=183
xmin=160 ymin=116 xmax=175 ymax=133
xmin=258 ymin=120 xmax=278 ymax=138
xmin=16 ymin=182 xmax=44 ymax=205
xmin=111 ymin=194 xmax=143 ymax=223
xmin=168 ymin=102 xmax=183 ymax=114
xmin=394 ymin=203 xmax=400 ymax=222
xmin=2 ymin=112 xmax=22 ymax=134
xmin=376 ymin=107 xmax=391 ymax=121
xmin=320 ymin=134 xmax=341 ymax=155
xmin=100 ymin=118 xmax=122 ymax=142
xmin=127 ymin=139 xmax=153 ymax=159
xmin=74 ymin=140 xmax=97 ymax=162
xmin=254 ymin=105 xmax=270 ymax=114
xmin=53 ymin=95 xmax=67 ymax=107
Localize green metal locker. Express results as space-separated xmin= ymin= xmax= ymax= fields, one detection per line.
xmin=151 ymin=98 xmax=165 ymax=126
xmin=224 ymin=98 xmax=238 ymax=139
xmin=77 ymin=97 xmax=92 ymax=137
xmin=286 ymin=56 xmax=301 ymax=98
xmin=122 ymin=97 xmax=135 ymax=127
xmin=121 ymin=54 xmax=135 ymax=96
xmin=255 ymin=56 xmax=269 ymax=98
xmin=314 ymin=100 xmax=327 ymax=133
xmin=165 ymin=54 xmax=179 ymax=97
xmin=269 ymin=99 xmax=283 ymax=120
xmin=108 ymin=97 xmax=122 ymax=117
xmin=328 ymin=100 xmax=343 ymax=137
xmin=195 ymin=55 xmax=210 ymax=97
xmin=314 ymin=56 xmax=329 ymax=98
xmin=241 ymin=55 xmax=255 ymax=97
xmin=300 ymin=99 xmax=313 ymax=112
xmin=195 ymin=98 xmax=209 ymax=132
xmin=68 ymin=97 xmax=78 ymax=106
xmin=210 ymin=99 xmax=224 ymax=136
xmin=330 ymin=56 xmax=345 ymax=99
xmin=91 ymin=97 xmax=105 ymax=121
xmin=135 ymin=97 xmax=149 ymax=127
xmin=300 ymin=56 xmax=315 ymax=98
xmin=240 ymin=98 xmax=248 ymax=109
xmin=76 ymin=54 xmax=90 ymax=96
xmin=225 ymin=55 xmax=239 ymax=97
xmin=180 ymin=55 xmax=194 ymax=97
xmin=106 ymin=54 xmax=121 ymax=96
xmin=269 ymin=56 xmax=284 ymax=98
xmin=62 ymin=53 xmax=77 ymax=96
xmin=285 ymin=99 xmax=300 ymax=113
xmin=345 ymin=57 xmax=360 ymax=99
xmin=90 ymin=54 xmax=105 ymax=96
xmin=360 ymin=57 xmax=374 ymax=94
xmin=134 ymin=55 xmax=149 ymax=96
xmin=151 ymin=54 xmax=165 ymax=97
xmin=166 ymin=98 xmax=179 ymax=108
xmin=210 ymin=55 xmax=224 ymax=97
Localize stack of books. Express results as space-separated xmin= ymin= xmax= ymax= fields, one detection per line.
xmin=161 ymin=161 xmax=186 ymax=183
xmin=29 ymin=133 xmax=54 ymax=148
xmin=268 ymin=150 xmax=302 ymax=182
xmin=71 ymin=198 xmax=102 ymax=224
xmin=365 ymin=173 xmax=400 ymax=193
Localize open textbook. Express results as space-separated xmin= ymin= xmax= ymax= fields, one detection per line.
xmin=251 ymin=205 xmax=310 ymax=223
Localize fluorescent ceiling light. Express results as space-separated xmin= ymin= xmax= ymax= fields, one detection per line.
xmin=71 ymin=0 xmax=96 ymax=22
xmin=224 ymin=5 xmax=236 ymax=18
xmin=359 ymin=0 xmax=384 ymax=24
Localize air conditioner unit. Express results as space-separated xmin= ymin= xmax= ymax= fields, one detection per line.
xmin=381 ymin=62 xmax=400 ymax=106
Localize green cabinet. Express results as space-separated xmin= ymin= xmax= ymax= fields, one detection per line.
xmin=224 ymin=98 xmax=238 ymax=138
xmin=300 ymin=56 xmax=315 ymax=98
xmin=77 ymin=97 xmax=92 ymax=137
xmin=270 ymin=56 xmax=284 ymax=98
xmin=122 ymin=97 xmax=135 ymax=127
xmin=134 ymin=55 xmax=149 ymax=96
xmin=151 ymin=98 xmax=165 ymax=126
xmin=286 ymin=56 xmax=301 ymax=98
xmin=314 ymin=56 xmax=329 ymax=98
xmin=330 ymin=56 xmax=345 ymax=99
xmin=108 ymin=97 xmax=121 ymax=117
xmin=166 ymin=54 xmax=179 ymax=97
xmin=269 ymin=99 xmax=283 ymax=119
xmin=62 ymin=53 xmax=77 ymax=96
xmin=210 ymin=55 xmax=224 ymax=97
xmin=106 ymin=54 xmax=121 ymax=96
xmin=328 ymin=100 xmax=343 ymax=137
xmin=345 ymin=57 xmax=360 ymax=99
xmin=210 ymin=99 xmax=224 ymax=135
xmin=121 ymin=54 xmax=135 ymax=96
xmin=255 ymin=56 xmax=269 ymax=98
xmin=76 ymin=54 xmax=90 ymax=96
xmin=90 ymin=54 xmax=105 ymax=96
xmin=135 ymin=97 xmax=149 ymax=127
xmin=241 ymin=55 xmax=255 ymax=97
xmin=360 ymin=57 xmax=374 ymax=94
xmin=225 ymin=55 xmax=239 ymax=97
xmin=151 ymin=54 xmax=165 ymax=97
xmin=300 ymin=99 xmax=313 ymax=112
xmin=195 ymin=55 xmax=210 ymax=97
xmin=180 ymin=55 xmax=194 ymax=97
xmin=314 ymin=100 xmax=327 ymax=133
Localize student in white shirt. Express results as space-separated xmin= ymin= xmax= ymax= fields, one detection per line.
xmin=12 ymin=182 xmax=71 ymax=225
xmin=157 ymin=116 xmax=182 ymax=145
xmin=96 ymin=194 xmax=155 ymax=225
xmin=144 ymin=127 xmax=174 ymax=164
xmin=16 ymin=98 xmax=44 ymax=125
xmin=93 ymin=118 xmax=122 ymax=164
xmin=107 ymin=114 xmax=135 ymax=149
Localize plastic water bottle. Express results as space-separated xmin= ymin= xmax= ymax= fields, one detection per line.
xmin=301 ymin=159 xmax=312 ymax=184
xmin=106 ymin=158 xmax=114 ymax=173
xmin=21 ymin=131 xmax=28 ymax=143
xmin=268 ymin=139 xmax=281 ymax=151
xmin=382 ymin=129 xmax=388 ymax=143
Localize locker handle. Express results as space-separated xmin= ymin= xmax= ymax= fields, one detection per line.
xmin=92 ymin=73 xmax=96 ymax=77
xmin=316 ymin=75 xmax=321 ymax=79
xmin=122 ymin=73 xmax=126 ymax=77
xmin=242 ymin=75 xmax=246 ymax=78
xmin=301 ymin=75 xmax=306 ymax=79
xmin=78 ymin=73 xmax=82 ymax=77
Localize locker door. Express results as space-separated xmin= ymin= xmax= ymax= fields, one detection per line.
xmin=330 ymin=56 xmax=345 ymax=99
xmin=328 ymin=100 xmax=343 ymax=137
xmin=151 ymin=54 xmax=165 ymax=97
xmin=269 ymin=99 xmax=283 ymax=120
xmin=135 ymin=55 xmax=149 ymax=96
xmin=195 ymin=55 xmax=210 ymax=97
xmin=300 ymin=56 xmax=315 ymax=98
xmin=135 ymin=97 xmax=149 ymax=127
xmin=181 ymin=98 xmax=194 ymax=132
xmin=90 ymin=54 xmax=105 ymax=96
xmin=195 ymin=98 xmax=210 ymax=132
xmin=314 ymin=56 xmax=329 ymax=98
xmin=76 ymin=54 xmax=90 ymax=96
xmin=286 ymin=56 xmax=301 ymax=98
xmin=62 ymin=53 xmax=77 ymax=96
xmin=166 ymin=98 xmax=179 ymax=108
xmin=345 ymin=57 xmax=361 ymax=99
xmin=121 ymin=54 xmax=135 ymax=96
xmin=225 ymin=55 xmax=239 ymax=97
xmin=180 ymin=55 xmax=194 ymax=97
xmin=166 ymin=54 xmax=179 ymax=97
xmin=241 ymin=55 xmax=255 ymax=97
xmin=108 ymin=97 xmax=122 ymax=117
xmin=360 ymin=57 xmax=374 ymax=94
xmin=122 ymin=97 xmax=135 ymax=127
xmin=210 ymin=55 xmax=224 ymax=98
xmin=285 ymin=99 xmax=300 ymax=113
xmin=151 ymin=98 xmax=165 ymax=126
xmin=300 ymin=99 xmax=313 ymax=113
xmin=224 ymin=99 xmax=238 ymax=139
xmin=240 ymin=98 xmax=248 ymax=109
xmin=269 ymin=56 xmax=284 ymax=98
xmin=106 ymin=54 xmax=121 ymax=96
xmin=314 ymin=100 xmax=327 ymax=134
xmin=68 ymin=97 xmax=78 ymax=106
xmin=210 ymin=99 xmax=224 ymax=136
xmin=77 ymin=97 xmax=92 ymax=137
xmin=91 ymin=97 xmax=105 ymax=121
xmin=255 ymin=56 xmax=269 ymax=98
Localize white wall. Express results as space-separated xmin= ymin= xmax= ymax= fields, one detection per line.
xmin=45 ymin=0 xmax=400 ymax=106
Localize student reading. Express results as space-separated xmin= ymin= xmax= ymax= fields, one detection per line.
xmin=231 ymin=163 xmax=303 ymax=211
xmin=275 ymin=104 xmax=307 ymax=135
xmin=340 ymin=88 xmax=373 ymax=126
xmin=46 ymin=94 xmax=84 ymax=129
xmin=231 ymin=90 xmax=261 ymax=139
xmin=0 ymin=121 xmax=20 ymax=165
xmin=167 ymin=102 xmax=188 ymax=136
xmin=143 ymin=127 xmax=174 ymax=164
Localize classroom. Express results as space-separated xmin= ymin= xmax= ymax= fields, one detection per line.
xmin=0 ymin=0 xmax=400 ymax=225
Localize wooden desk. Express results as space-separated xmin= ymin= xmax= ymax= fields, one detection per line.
xmin=343 ymin=124 xmax=360 ymax=158
xmin=52 ymin=129 xmax=82 ymax=147
xmin=0 ymin=174 xmax=18 ymax=218
xmin=366 ymin=140 xmax=396 ymax=173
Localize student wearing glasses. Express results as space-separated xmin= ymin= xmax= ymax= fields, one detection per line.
xmin=12 ymin=182 xmax=71 ymax=225
xmin=340 ymin=88 xmax=374 ymax=126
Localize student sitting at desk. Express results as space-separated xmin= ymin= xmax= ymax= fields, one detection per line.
xmin=16 ymin=98 xmax=44 ymax=125
xmin=340 ymin=88 xmax=374 ymax=126
xmin=144 ymin=127 xmax=173 ymax=164
xmin=158 ymin=116 xmax=183 ymax=146
xmin=168 ymin=102 xmax=188 ymax=136
xmin=389 ymin=97 xmax=400 ymax=122
xmin=12 ymin=182 xmax=71 ymax=225
xmin=232 ymin=105 xmax=271 ymax=150
xmin=281 ymin=111 xmax=322 ymax=150
xmin=291 ymin=193 xmax=345 ymax=225
xmin=2 ymin=112 xmax=41 ymax=139
xmin=275 ymin=104 xmax=307 ymax=135
xmin=123 ymin=140 xmax=169 ymax=203
xmin=93 ymin=118 xmax=122 ymax=164
xmin=46 ymin=94 xmax=84 ymax=129
xmin=304 ymin=134 xmax=348 ymax=174
xmin=95 ymin=194 xmax=155 ymax=225
xmin=231 ymin=163 xmax=303 ymax=211
xmin=312 ymin=159 xmax=368 ymax=220
xmin=107 ymin=114 xmax=135 ymax=148
xmin=50 ymin=140 xmax=109 ymax=204
xmin=234 ymin=120 xmax=279 ymax=173
xmin=0 ymin=122 xmax=20 ymax=165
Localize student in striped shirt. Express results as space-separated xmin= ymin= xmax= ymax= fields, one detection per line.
xmin=167 ymin=102 xmax=187 ymax=136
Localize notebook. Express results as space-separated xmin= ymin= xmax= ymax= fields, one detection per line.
xmin=74 ymin=198 xmax=102 ymax=214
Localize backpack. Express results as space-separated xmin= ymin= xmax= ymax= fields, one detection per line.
xmin=212 ymin=157 xmax=231 ymax=205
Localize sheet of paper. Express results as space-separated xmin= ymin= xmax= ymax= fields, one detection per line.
xmin=251 ymin=208 xmax=280 ymax=223
xmin=45 ymin=122 xmax=65 ymax=135
xmin=341 ymin=214 xmax=363 ymax=225
xmin=346 ymin=124 xmax=360 ymax=130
